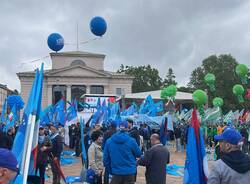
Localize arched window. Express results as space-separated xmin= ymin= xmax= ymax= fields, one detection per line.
xmin=70 ymin=59 xmax=86 ymax=67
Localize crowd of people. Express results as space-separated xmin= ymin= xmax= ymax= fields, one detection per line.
xmin=0 ymin=117 xmax=250 ymax=184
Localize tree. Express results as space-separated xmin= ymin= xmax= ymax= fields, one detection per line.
xmin=178 ymin=86 xmax=194 ymax=93
xmin=188 ymin=54 xmax=250 ymax=112
xmin=117 ymin=64 xmax=162 ymax=93
xmin=162 ymin=68 xmax=177 ymax=87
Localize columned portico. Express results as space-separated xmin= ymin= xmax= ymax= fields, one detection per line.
xmin=17 ymin=51 xmax=134 ymax=109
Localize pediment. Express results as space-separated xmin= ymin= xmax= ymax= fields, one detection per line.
xmin=47 ymin=65 xmax=110 ymax=77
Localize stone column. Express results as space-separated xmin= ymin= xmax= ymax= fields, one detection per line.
xmin=104 ymin=85 xmax=108 ymax=94
xmin=86 ymin=85 xmax=91 ymax=94
xmin=67 ymin=85 xmax=71 ymax=107
xmin=47 ymin=85 xmax=53 ymax=105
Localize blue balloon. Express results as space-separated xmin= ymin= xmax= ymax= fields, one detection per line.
xmin=90 ymin=16 xmax=107 ymax=36
xmin=47 ymin=33 xmax=64 ymax=52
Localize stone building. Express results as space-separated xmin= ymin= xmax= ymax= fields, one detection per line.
xmin=17 ymin=51 xmax=133 ymax=109
xmin=0 ymin=84 xmax=8 ymax=115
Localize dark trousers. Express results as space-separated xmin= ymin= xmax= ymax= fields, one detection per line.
xmin=111 ymin=175 xmax=135 ymax=184
xmin=35 ymin=164 xmax=46 ymax=184
xmin=104 ymin=169 xmax=109 ymax=184
xmin=51 ymin=159 xmax=61 ymax=184
xmin=95 ymin=174 xmax=102 ymax=184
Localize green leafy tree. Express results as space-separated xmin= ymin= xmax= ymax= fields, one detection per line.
xmin=117 ymin=64 xmax=162 ymax=93
xmin=162 ymin=68 xmax=177 ymax=87
xmin=188 ymin=54 xmax=250 ymax=112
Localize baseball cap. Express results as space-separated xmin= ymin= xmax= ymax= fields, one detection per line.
xmin=214 ymin=128 xmax=242 ymax=145
xmin=119 ymin=120 xmax=128 ymax=129
xmin=0 ymin=148 xmax=19 ymax=172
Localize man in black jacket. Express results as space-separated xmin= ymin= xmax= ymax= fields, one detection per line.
xmin=49 ymin=124 xmax=64 ymax=184
xmin=127 ymin=119 xmax=140 ymax=146
xmin=138 ymin=134 xmax=170 ymax=184
xmin=36 ymin=127 xmax=52 ymax=184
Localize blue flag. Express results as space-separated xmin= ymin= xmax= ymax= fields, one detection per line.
xmin=80 ymin=117 xmax=87 ymax=168
xmin=3 ymin=104 xmax=17 ymax=132
xmin=66 ymin=103 xmax=77 ymax=123
xmin=139 ymin=95 xmax=155 ymax=114
xmin=96 ymin=97 xmax=101 ymax=109
xmin=183 ymin=108 xmax=209 ymax=184
xmin=53 ymin=99 xmax=65 ymax=126
xmin=40 ymin=105 xmax=54 ymax=126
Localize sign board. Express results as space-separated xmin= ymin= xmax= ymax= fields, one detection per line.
xmin=85 ymin=96 xmax=116 ymax=106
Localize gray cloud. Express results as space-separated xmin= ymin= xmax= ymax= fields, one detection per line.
xmin=0 ymin=0 xmax=249 ymax=91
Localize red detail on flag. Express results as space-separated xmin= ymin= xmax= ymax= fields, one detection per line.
xmin=32 ymin=146 xmax=38 ymax=169
xmin=54 ymin=158 xmax=67 ymax=183
xmin=191 ymin=108 xmax=200 ymax=143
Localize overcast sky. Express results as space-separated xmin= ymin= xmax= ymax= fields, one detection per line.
xmin=0 ymin=0 xmax=250 ymax=91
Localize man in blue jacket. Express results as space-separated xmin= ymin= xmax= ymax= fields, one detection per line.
xmin=103 ymin=120 xmax=141 ymax=184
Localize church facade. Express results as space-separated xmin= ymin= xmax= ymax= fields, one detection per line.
xmin=17 ymin=51 xmax=133 ymax=109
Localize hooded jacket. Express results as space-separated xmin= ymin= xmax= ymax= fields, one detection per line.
xmin=208 ymin=150 xmax=250 ymax=184
xmin=103 ymin=130 xmax=141 ymax=175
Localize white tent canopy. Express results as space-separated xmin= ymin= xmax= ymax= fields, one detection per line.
xmin=124 ymin=90 xmax=193 ymax=101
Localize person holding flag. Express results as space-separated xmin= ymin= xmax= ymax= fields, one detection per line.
xmin=48 ymin=124 xmax=64 ymax=184
xmin=208 ymin=128 xmax=250 ymax=184
xmin=35 ymin=126 xmax=52 ymax=184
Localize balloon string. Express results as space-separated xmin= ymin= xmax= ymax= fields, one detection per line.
xmin=64 ymin=37 xmax=102 ymax=45
xmin=19 ymin=55 xmax=50 ymax=66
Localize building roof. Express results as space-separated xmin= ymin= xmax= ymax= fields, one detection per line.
xmin=50 ymin=51 xmax=105 ymax=58
xmin=125 ymin=90 xmax=193 ymax=101
xmin=17 ymin=65 xmax=134 ymax=79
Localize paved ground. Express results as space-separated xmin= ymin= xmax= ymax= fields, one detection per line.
xmin=46 ymin=143 xmax=214 ymax=184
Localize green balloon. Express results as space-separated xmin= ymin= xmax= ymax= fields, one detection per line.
xmin=161 ymin=85 xmax=177 ymax=99
xmin=160 ymin=88 xmax=168 ymax=99
xmin=233 ymin=84 xmax=244 ymax=95
xmin=192 ymin=89 xmax=207 ymax=106
xmin=212 ymin=97 xmax=223 ymax=107
xmin=166 ymin=85 xmax=177 ymax=97
xmin=204 ymin=73 xmax=215 ymax=84
xmin=236 ymin=64 xmax=248 ymax=77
